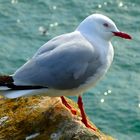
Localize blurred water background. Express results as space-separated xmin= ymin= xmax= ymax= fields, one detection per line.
xmin=0 ymin=0 xmax=139 ymax=139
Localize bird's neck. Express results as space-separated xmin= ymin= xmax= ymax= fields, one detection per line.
xmin=76 ymin=30 xmax=114 ymax=65
xmin=77 ymin=29 xmax=110 ymax=49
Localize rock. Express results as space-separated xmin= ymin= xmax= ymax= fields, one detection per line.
xmin=0 ymin=96 xmax=114 ymax=140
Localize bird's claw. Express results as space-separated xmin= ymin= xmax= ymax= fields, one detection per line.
xmin=70 ymin=108 xmax=77 ymax=115
xmin=83 ymin=122 xmax=96 ymax=131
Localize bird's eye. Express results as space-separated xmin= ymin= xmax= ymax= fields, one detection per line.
xmin=103 ymin=23 xmax=109 ymax=27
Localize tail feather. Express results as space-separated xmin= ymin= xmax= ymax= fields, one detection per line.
xmin=0 ymin=75 xmax=45 ymax=89
xmin=0 ymin=75 xmax=47 ymax=99
xmin=0 ymin=89 xmax=48 ymax=98
xmin=0 ymin=75 xmax=13 ymax=86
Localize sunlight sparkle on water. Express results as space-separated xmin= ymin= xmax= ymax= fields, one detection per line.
xmin=17 ymin=19 xmax=20 ymax=23
xmin=108 ymin=89 xmax=112 ymax=94
xmin=54 ymin=22 xmax=58 ymax=26
xmin=104 ymin=2 xmax=107 ymax=6
xmin=100 ymin=98 xmax=104 ymax=103
xmin=98 ymin=4 xmax=102 ymax=8
xmin=11 ymin=0 xmax=18 ymax=4
xmin=53 ymin=6 xmax=57 ymax=10
xmin=50 ymin=22 xmax=58 ymax=28
xmin=50 ymin=24 xmax=54 ymax=27
xmin=118 ymin=2 xmax=123 ymax=7
xmin=104 ymin=92 xmax=108 ymax=96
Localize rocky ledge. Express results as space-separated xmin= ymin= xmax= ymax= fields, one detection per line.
xmin=0 ymin=96 xmax=114 ymax=140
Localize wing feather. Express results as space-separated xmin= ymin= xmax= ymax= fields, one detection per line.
xmin=13 ymin=31 xmax=102 ymax=89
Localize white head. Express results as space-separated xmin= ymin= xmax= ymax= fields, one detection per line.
xmin=76 ymin=14 xmax=131 ymax=41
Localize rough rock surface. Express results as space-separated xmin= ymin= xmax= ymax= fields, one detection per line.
xmin=0 ymin=96 xmax=114 ymax=140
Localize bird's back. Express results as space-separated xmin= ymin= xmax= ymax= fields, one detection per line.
xmin=13 ymin=31 xmax=105 ymax=90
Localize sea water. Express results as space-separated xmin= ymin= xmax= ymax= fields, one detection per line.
xmin=0 ymin=0 xmax=139 ymax=139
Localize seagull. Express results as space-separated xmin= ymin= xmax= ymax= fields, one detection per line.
xmin=0 ymin=14 xmax=131 ymax=131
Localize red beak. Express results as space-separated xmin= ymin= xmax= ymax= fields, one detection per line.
xmin=113 ymin=32 xmax=132 ymax=39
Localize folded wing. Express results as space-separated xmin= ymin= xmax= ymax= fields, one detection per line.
xmin=13 ymin=31 xmax=102 ymax=89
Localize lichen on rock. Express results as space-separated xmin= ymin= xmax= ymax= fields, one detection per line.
xmin=0 ymin=96 xmax=114 ymax=140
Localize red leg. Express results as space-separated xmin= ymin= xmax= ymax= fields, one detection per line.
xmin=78 ymin=96 xmax=96 ymax=131
xmin=61 ymin=96 xmax=77 ymax=115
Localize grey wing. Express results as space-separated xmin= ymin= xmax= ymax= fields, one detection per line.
xmin=13 ymin=31 xmax=102 ymax=89
xmin=33 ymin=32 xmax=77 ymax=57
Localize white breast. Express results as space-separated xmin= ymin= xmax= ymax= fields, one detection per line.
xmin=77 ymin=42 xmax=114 ymax=93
